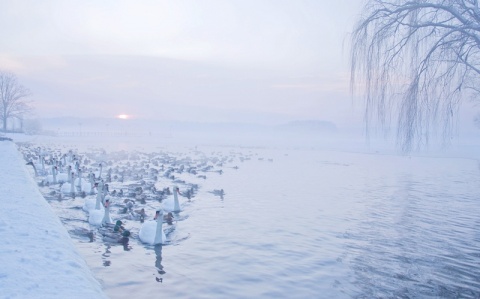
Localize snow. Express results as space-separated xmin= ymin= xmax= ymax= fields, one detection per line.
xmin=0 ymin=140 xmax=108 ymax=299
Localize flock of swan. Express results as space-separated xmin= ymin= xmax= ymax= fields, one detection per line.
xmin=19 ymin=144 xmax=255 ymax=247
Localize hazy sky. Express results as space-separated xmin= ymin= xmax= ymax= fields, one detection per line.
xmin=0 ymin=0 xmax=371 ymax=128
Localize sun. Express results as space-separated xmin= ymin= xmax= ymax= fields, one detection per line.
xmin=117 ymin=114 xmax=129 ymax=120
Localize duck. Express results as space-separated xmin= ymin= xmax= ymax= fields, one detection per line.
xmin=130 ymin=208 xmax=147 ymax=222
xmin=99 ymin=220 xmax=131 ymax=244
xmin=69 ymin=227 xmax=95 ymax=242
xmin=139 ymin=210 xmax=166 ymax=245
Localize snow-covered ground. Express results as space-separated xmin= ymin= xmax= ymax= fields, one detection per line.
xmin=0 ymin=139 xmax=108 ymax=299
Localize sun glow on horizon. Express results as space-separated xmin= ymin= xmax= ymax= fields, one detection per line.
xmin=117 ymin=114 xmax=129 ymax=119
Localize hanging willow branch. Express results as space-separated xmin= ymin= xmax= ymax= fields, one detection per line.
xmin=351 ymin=0 xmax=480 ymax=152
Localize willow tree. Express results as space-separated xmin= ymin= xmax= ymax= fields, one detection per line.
xmin=350 ymin=0 xmax=480 ymax=152
xmin=0 ymin=71 xmax=31 ymax=132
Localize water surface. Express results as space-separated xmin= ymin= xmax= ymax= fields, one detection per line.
xmin=21 ymin=140 xmax=480 ymax=298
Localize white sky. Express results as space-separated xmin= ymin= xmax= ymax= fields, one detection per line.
xmin=0 ymin=0 xmax=365 ymax=127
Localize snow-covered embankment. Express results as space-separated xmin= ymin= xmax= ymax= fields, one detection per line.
xmin=0 ymin=141 xmax=108 ymax=299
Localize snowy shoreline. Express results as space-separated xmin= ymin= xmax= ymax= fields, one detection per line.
xmin=0 ymin=140 xmax=108 ymax=299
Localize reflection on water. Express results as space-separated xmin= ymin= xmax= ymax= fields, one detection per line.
xmin=121 ymin=237 xmax=131 ymax=251
xmin=154 ymin=245 xmax=165 ymax=283
xmin=102 ymin=244 xmax=111 ymax=267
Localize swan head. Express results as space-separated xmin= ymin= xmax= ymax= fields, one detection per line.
xmin=154 ymin=210 xmax=164 ymax=221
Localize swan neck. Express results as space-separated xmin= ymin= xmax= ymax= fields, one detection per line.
xmin=154 ymin=216 xmax=163 ymax=244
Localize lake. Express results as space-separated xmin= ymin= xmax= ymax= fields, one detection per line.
xmin=19 ymin=137 xmax=480 ymax=298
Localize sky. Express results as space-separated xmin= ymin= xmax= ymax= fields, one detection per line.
xmin=0 ymin=0 xmax=365 ymax=128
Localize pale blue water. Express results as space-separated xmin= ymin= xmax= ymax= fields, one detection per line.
xmin=21 ymin=140 xmax=480 ymax=298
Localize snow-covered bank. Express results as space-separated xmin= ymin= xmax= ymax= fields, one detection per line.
xmin=0 ymin=140 xmax=108 ymax=299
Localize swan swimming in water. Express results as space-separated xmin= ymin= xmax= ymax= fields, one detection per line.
xmin=162 ymin=186 xmax=181 ymax=212
xmin=60 ymin=172 xmax=76 ymax=197
xmin=89 ymin=197 xmax=109 ymax=226
xmin=56 ymin=165 xmax=72 ymax=184
xmin=139 ymin=210 xmax=166 ymax=245
xmin=101 ymin=198 xmax=112 ymax=226
xmin=43 ymin=165 xmax=58 ymax=185
xmin=26 ymin=160 xmax=47 ymax=177
xmin=83 ymin=181 xmax=104 ymax=212
xmin=75 ymin=169 xmax=94 ymax=195
xmin=85 ymin=181 xmax=105 ymax=226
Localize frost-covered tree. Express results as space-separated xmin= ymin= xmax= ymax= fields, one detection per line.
xmin=0 ymin=71 xmax=31 ymax=132
xmin=350 ymin=0 xmax=480 ymax=152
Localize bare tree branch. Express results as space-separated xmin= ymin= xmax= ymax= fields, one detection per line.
xmin=351 ymin=0 xmax=480 ymax=152
xmin=0 ymin=71 xmax=32 ymax=132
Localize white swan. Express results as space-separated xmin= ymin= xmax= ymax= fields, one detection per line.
xmin=88 ymin=205 xmax=106 ymax=226
xmin=88 ymin=194 xmax=108 ymax=227
xmin=75 ymin=169 xmax=93 ymax=195
xmin=60 ymin=172 xmax=75 ymax=197
xmin=26 ymin=158 xmax=47 ymax=177
xmin=56 ymin=165 xmax=72 ymax=184
xmin=162 ymin=186 xmax=181 ymax=212
xmin=139 ymin=210 xmax=166 ymax=245
xmin=83 ymin=181 xmax=104 ymax=212
xmin=101 ymin=198 xmax=112 ymax=225
xmin=91 ymin=162 xmax=104 ymax=180
xmin=44 ymin=165 xmax=58 ymax=184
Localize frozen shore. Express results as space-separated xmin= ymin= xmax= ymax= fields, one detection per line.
xmin=0 ymin=140 xmax=108 ymax=299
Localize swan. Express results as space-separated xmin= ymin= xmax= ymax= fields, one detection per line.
xmin=36 ymin=153 xmax=47 ymax=175
xmin=83 ymin=181 xmax=104 ymax=212
xmin=139 ymin=210 xmax=166 ymax=245
xmin=88 ymin=207 xmax=105 ymax=226
xmin=101 ymin=198 xmax=112 ymax=226
xmin=91 ymin=162 xmax=104 ymax=180
xmin=75 ymin=169 xmax=94 ymax=195
xmin=60 ymin=172 xmax=76 ymax=197
xmin=88 ymin=196 xmax=108 ymax=226
xmin=162 ymin=186 xmax=181 ymax=212
xmin=26 ymin=159 xmax=47 ymax=177
xmin=44 ymin=165 xmax=58 ymax=185
xmin=56 ymin=165 xmax=72 ymax=184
